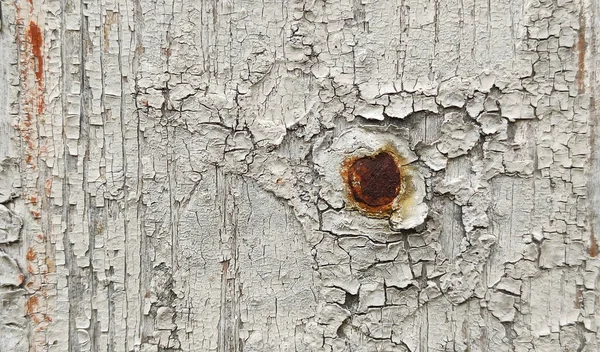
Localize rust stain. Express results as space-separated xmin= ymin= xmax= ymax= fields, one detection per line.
xmin=576 ymin=10 xmax=586 ymax=94
xmin=340 ymin=145 xmax=415 ymax=218
xmin=27 ymin=21 xmax=45 ymax=114
xmin=28 ymin=21 xmax=43 ymax=83
xmin=347 ymin=152 xmax=401 ymax=207
xmin=26 ymin=247 xmax=37 ymax=261
xmin=26 ymin=295 xmax=38 ymax=315
xmin=26 ymin=296 xmax=42 ymax=324
xmin=16 ymin=17 xmax=45 ymax=172
xmin=26 ymin=296 xmax=38 ymax=312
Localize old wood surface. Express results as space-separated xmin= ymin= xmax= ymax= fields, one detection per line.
xmin=0 ymin=0 xmax=599 ymax=351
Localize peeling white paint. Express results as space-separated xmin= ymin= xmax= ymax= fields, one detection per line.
xmin=0 ymin=0 xmax=598 ymax=351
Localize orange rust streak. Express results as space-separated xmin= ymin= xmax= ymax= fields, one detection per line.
xmin=27 ymin=21 xmax=45 ymax=114
xmin=26 ymin=247 xmax=37 ymax=261
xmin=591 ymin=231 xmax=597 ymax=257
xmin=27 ymin=297 xmax=42 ymax=324
xmin=28 ymin=21 xmax=43 ymax=84
xmin=26 ymin=296 xmax=38 ymax=316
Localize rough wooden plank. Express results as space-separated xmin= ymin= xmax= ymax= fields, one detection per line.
xmin=0 ymin=0 xmax=599 ymax=351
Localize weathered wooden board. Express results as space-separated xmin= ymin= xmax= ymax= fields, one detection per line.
xmin=0 ymin=0 xmax=599 ymax=351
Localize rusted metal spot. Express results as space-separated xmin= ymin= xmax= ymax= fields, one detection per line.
xmin=348 ymin=152 xmax=401 ymax=207
xmin=340 ymin=145 xmax=415 ymax=218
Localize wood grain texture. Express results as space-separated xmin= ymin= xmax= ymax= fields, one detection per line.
xmin=0 ymin=0 xmax=599 ymax=351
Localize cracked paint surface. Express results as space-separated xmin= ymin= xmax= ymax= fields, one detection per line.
xmin=0 ymin=0 xmax=600 ymax=351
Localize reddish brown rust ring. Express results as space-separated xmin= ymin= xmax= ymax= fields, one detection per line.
xmin=347 ymin=152 xmax=401 ymax=207
xmin=340 ymin=146 xmax=414 ymax=218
